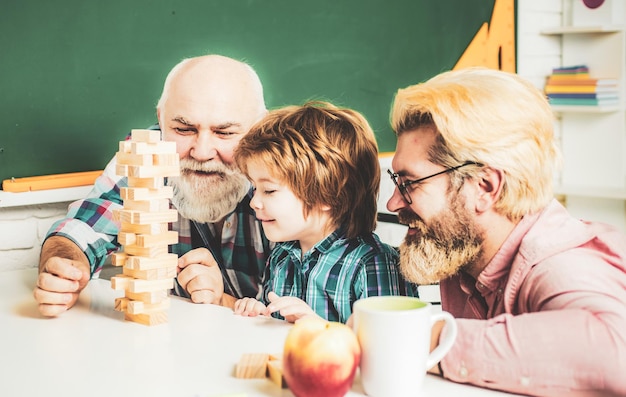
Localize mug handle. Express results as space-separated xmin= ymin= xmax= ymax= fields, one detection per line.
xmin=426 ymin=311 xmax=458 ymax=370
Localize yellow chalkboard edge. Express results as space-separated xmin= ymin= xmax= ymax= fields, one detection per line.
xmin=2 ymin=170 xmax=102 ymax=193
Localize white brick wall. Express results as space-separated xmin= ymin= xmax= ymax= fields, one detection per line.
xmin=0 ymin=202 xmax=70 ymax=272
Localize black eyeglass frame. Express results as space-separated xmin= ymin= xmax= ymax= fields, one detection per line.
xmin=387 ymin=161 xmax=480 ymax=204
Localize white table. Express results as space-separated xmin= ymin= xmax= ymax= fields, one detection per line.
xmin=1 ymin=268 xmax=522 ymax=397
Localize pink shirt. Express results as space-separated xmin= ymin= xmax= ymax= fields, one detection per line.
xmin=439 ymin=199 xmax=626 ymax=396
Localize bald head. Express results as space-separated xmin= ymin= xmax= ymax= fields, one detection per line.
xmin=157 ymin=54 xmax=266 ymax=116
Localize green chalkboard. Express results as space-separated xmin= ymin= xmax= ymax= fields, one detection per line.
xmin=0 ymin=0 xmax=495 ymax=184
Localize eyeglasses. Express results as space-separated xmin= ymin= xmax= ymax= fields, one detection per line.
xmin=387 ymin=161 xmax=480 ymax=204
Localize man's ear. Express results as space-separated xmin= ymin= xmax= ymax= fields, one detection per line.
xmin=475 ymin=167 xmax=505 ymax=213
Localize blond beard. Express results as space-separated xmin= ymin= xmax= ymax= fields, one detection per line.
xmin=398 ymin=192 xmax=483 ymax=285
xmin=167 ymin=158 xmax=250 ymax=223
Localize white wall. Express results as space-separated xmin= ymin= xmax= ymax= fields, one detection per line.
xmin=0 ymin=202 xmax=70 ymax=271
xmin=516 ymin=0 xmax=626 ymax=233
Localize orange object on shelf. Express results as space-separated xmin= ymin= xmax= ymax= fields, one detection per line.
xmin=1 ymin=170 xmax=102 ymax=192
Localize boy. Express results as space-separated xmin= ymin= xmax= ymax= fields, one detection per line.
xmin=233 ymin=101 xmax=414 ymax=323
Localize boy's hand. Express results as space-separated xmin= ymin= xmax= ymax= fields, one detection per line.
xmin=266 ymin=291 xmax=318 ymax=323
xmin=233 ymin=297 xmax=268 ymax=317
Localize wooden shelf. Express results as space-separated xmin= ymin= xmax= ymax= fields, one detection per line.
xmin=541 ymin=25 xmax=624 ymax=35
xmin=555 ymin=185 xmax=626 ymax=200
xmin=551 ymin=105 xmax=622 ymax=113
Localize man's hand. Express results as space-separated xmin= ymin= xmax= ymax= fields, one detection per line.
xmin=177 ymin=248 xmax=224 ymax=304
xmin=34 ymin=236 xmax=91 ymax=317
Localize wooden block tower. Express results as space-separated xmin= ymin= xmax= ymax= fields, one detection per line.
xmin=110 ymin=129 xmax=180 ymax=326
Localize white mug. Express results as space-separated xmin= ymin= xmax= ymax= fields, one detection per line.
xmin=353 ymin=296 xmax=457 ymax=397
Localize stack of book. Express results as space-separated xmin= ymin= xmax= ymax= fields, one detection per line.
xmin=545 ymin=65 xmax=620 ymax=107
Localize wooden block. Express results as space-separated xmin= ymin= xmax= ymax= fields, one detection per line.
xmin=119 ymin=140 xmax=132 ymax=153
xmin=124 ymin=310 xmax=168 ymax=326
xmin=125 ymin=289 xmax=168 ymax=304
xmin=127 ymin=298 xmax=171 ymax=314
xmin=235 ymin=354 xmax=270 ymax=379
xmin=130 ymin=141 xmax=176 ymax=155
xmin=124 ymin=231 xmax=178 ymax=249
xmin=2 ymin=170 xmax=102 ymax=192
xmin=135 ymin=230 xmax=178 ymax=247
xmin=111 ymin=275 xmax=133 ymax=290
xmin=120 ymin=186 xmax=174 ymax=201
xmin=120 ymin=221 xmax=169 ymax=235
xmin=116 ymin=151 xmax=154 ymax=166
xmin=117 ymin=231 xmax=137 ymax=246
xmin=127 ymin=176 xmax=165 ymax=189
xmin=153 ymin=153 xmax=180 ymax=167
xmin=267 ymin=359 xmax=288 ymax=388
xmin=111 ymin=252 xmax=128 ymax=267
xmin=131 ymin=129 xmax=161 ymax=143
xmin=129 ymin=278 xmax=174 ymax=293
xmin=116 ymin=164 xmax=180 ymax=178
xmin=123 ymin=264 xmax=177 ymax=280
xmin=126 ymin=254 xmax=178 ymax=271
xmin=122 ymin=198 xmax=171 ymax=212
xmin=116 ymin=209 xmax=178 ymax=225
xmin=123 ymin=244 xmax=169 ymax=258
xmin=115 ymin=297 xmax=130 ymax=312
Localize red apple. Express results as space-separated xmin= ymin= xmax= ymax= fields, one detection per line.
xmin=283 ymin=316 xmax=361 ymax=397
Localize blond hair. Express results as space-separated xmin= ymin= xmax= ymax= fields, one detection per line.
xmin=235 ymin=101 xmax=380 ymax=238
xmin=391 ymin=67 xmax=561 ymax=220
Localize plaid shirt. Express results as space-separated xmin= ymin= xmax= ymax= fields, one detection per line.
xmin=47 ymin=155 xmax=271 ymax=300
xmin=261 ymin=228 xmax=416 ymax=323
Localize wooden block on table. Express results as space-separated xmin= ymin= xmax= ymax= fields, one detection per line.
xmin=125 ymin=289 xmax=168 ymax=304
xmin=127 ymin=298 xmax=171 ymax=314
xmin=235 ymin=353 xmax=270 ymax=379
xmin=124 ymin=310 xmax=168 ymax=326
xmin=116 ymin=152 xmax=154 ymax=167
xmin=267 ymin=359 xmax=288 ymax=388
xmin=119 ymin=140 xmax=132 ymax=154
xmin=123 ymin=264 xmax=177 ymax=280
xmin=126 ymin=253 xmax=178 ymax=271
xmin=131 ymin=129 xmax=161 ymax=143
xmin=120 ymin=221 xmax=169 ymax=235
xmin=123 ymin=244 xmax=169 ymax=258
xmin=129 ymin=278 xmax=174 ymax=293
xmin=129 ymin=141 xmax=177 ymax=155
xmin=115 ymin=297 xmax=130 ymax=312
xmin=127 ymin=176 xmax=165 ymax=189
xmin=111 ymin=275 xmax=133 ymax=290
xmin=152 ymin=153 xmax=180 ymax=167
xmin=135 ymin=230 xmax=178 ymax=247
xmin=111 ymin=252 xmax=127 ymax=267
xmin=120 ymin=186 xmax=174 ymax=201
xmin=119 ymin=230 xmax=177 ymax=249
xmin=116 ymin=164 xmax=180 ymax=179
xmin=116 ymin=209 xmax=178 ymax=225
xmin=118 ymin=231 xmax=137 ymax=246
xmin=122 ymin=198 xmax=171 ymax=212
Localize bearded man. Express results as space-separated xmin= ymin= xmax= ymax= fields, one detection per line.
xmin=34 ymin=55 xmax=271 ymax=316
xmin=385 ymin=67 xmax=626 ymax=397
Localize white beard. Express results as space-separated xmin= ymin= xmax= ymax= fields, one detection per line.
xmin=167 ymin=158 xmax=250 ymax=223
